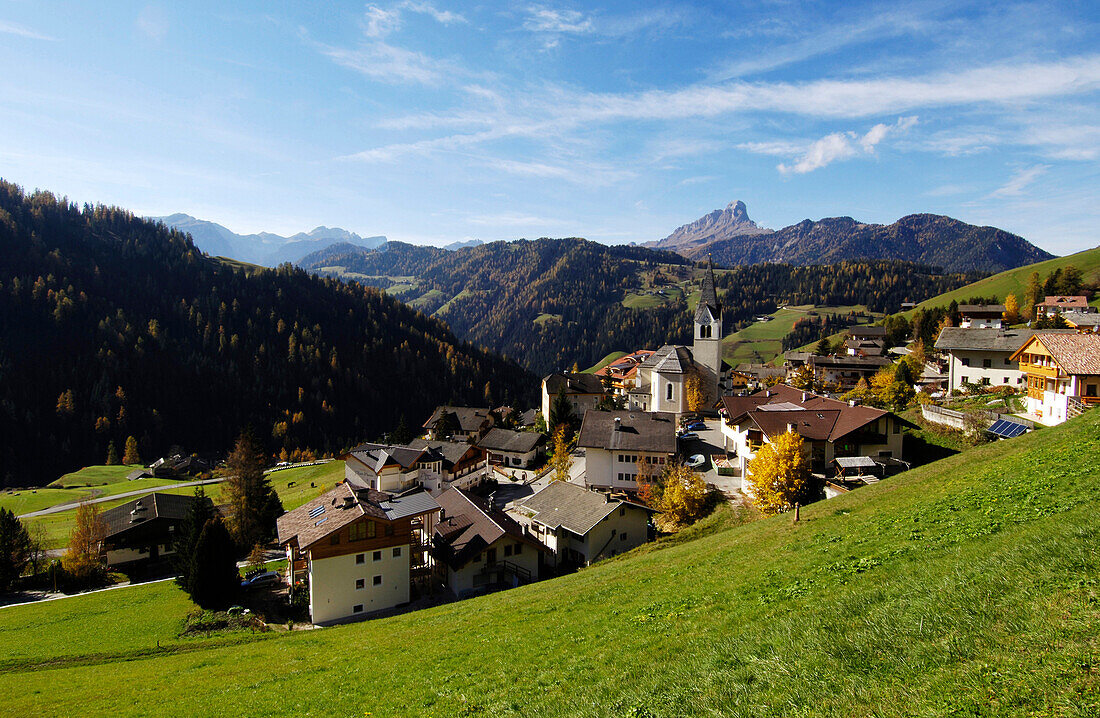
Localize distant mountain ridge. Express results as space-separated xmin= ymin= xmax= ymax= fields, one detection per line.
xmin=154 ymin=213 xmax=386 ymax=266
xmin=647 ymin=200 xmax=772 ymax=252
xmin=686 ymin=213 xmax=1054 ymax=273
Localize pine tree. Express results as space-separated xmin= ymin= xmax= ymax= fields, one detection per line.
xmin=122 ymin=436 xmax=141 ymax=465
xmin=105 ymin=441 xmax=119 ymax=466
xmin=188 ymin=517 xmax=239 ymax=610
xmin=224 ymin=430 xmax=284 ymax=553
xmin=548 ymin=387 xmax=575 ymax=435
xmin=0 ymin=508 xmax=31 ymax=591
xmin=174 ymin=487 xmax=216 ymax=593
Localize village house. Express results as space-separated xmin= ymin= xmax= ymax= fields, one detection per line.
xmin=958 ymin=304 xmax=1005 ymax=329
xmin=514 ymin=480 xmax=655 ymax=568
xmin=719 ymin=385 xmax=907 ymax=488
xmin=1036 ymin=295 xmax=1092 ymax=318
xmin=421 ymin=406 xmax=493 ymax=441
xmin=100 ymin=492 xmax=203 ymax=568
xmin=805 ymin=354 xmax=893 ymax=390
xmin=277 ymin=484 xmax=440 ymax=624
xmin=735 ymin=362 xmax=787 ymax=390
xmin=1064 ymin=311 xmax=1100 ymax=333
xmin=477 ymin=427 xmax=545 ymax=469
xmin=541 ymin=372 xmax=606 ymax=424
xmin=933 ymin=327 xmax=1035 ymax=393
xmin=576 ymin=410 xmax=678 ymax=492
xmin=1010 ymin=332 xmax=1100 ymax=426
xmin=431 ymin=488 xmax=544 ymax=598
xmin=344 ymin=440 xmax=489 ymax=496
xmin=594 ymin=350 xmax=655 ymax=394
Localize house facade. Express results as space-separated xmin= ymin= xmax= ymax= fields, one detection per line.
xmin=514 ymin=480 xmax=655 ymax=568
xmin=958 ymin=304 xmax=1005 ymax=329
xmin=807 ymin=355 xmax=893 ymax=390
xmin=1010 ymin=332 xmax=1100 ymax=426
xmin=422 ymin=406 xmax=493 ymax=441
xmin=100 ymin=492 xmax=201 ymax=567
xmin=345 ymin=441 xmax=489 ymax=496
xmin=933 ymin=327 xmax=1034 ymax=393
xmin=541 ymin=372 xmax=606 ymax=424
xmin=278 ymin=484 xmax=440 ymax=624
xmin=431 ymin=489 xmax=544 ymax=598
xmin=576 ymin=410 xmax=678 ymax=492
xmin=719 ymin=385 xmax=906 ymax=487
xmin=477 ymin=428 xmax=545 ymax=469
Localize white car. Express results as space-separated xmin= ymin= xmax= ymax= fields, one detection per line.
xmin=685 ymin=454 xmax=707 ymax=469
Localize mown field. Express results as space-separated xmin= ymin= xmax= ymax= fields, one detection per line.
xmin=722 ymin=304 xmax=876 ymax=366
xmin=4 ymin=411 xmax=1098 ymax=716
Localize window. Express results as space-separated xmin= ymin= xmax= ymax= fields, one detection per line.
xmin=384 ymin=523 xmax=394 ymax=537
xmin=330 ymin=534 xmax=340 ymax=545
xmin=353 ymin=604 xmax=363 ymax=613
xmin=392 ymin=547 xmax=401 ymax=558
xmin=373 ymin=575 xmax=382 ymax=586
xmin=355 ymin=578 xmax=365 ymax=590
xmin=1004 ymin=358 xmax=1012 ymax=366
xmin=611 ymin=529 xmax=617 ymax=537
xmin=504 ymin=544 xmax=513 ymax=557
xmin=355 ymin=553 xmax=365 ymax=565
xmin=620 ymin=533 xmax=628 ymax=541
xmin=619 ymin=507 xmax=625 ymax=517
xmin=892 ymin=419 xmax=900 ymax=434
xmin=666 ymin=383 xmax=673 ymax=401
xmin=349 ymin=522 xmax=367 ymax=541
xmin=960 ymin=358 xmax=970 ymax=367
xmin=514 ymin=543 xmax=522 ymax=555
xmin=367 ymin=521 xmax=376 ymax=539
xmin=961 ymin=376 xmax=968 ymax=384
xmin=372 ymin=550 xmax=382 ymax=562
xmin=1004 ymin=377 xmax=1009 ymax=384
xmin=983 ymin=358 xmax=992 ymax=369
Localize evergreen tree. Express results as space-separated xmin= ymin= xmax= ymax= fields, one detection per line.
xmin=548 ymin=387 xmax=575 ymax=434
xmin=188 ymin=517 xmax=239 ymax=610
xmin=0 ymin=508 xmax=31 ymax=591
xmin=814 ymin=337 xmax=831 ymax=356
xmin=105 ymin=441 xmax=119 ymax=466
xmin=174 ymin=487 xmax=216 ymax=593
xmin=224 ymin=430 xmax=284 ymax=553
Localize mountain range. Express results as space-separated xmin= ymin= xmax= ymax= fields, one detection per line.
xmin=652 ymin=202 xmax=1054 ymax=273
xmin=154 ymin=214 xmax=388 ymax=267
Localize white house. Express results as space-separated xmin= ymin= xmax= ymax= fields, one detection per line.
xmin=477 ymin=428 xmax=546 ymax=469
xmin=278 ymin=485 xmax=440 ymax=625
xmin=1011 ymin=332 xmax=1100 ymax=426
xmin=345 ymin=441 xmax=489 ymax=496
xmin=514 ymin=480 xmax=655 ymax=568
xmin=575 ymin=410 xmax=678 ymax=492
xmin=541 ymin=372 xmax=606 ymax=424
xmin=933 ymin=327 xmax=1035 ymax=393
xmin=958 ymin=304 xmax=1005 ymax=329
xmin=431 ymin=488 xmax=544 ymax=598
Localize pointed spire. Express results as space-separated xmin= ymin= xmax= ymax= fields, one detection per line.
xmin=694 ymin=255 xmax=720 ymax=326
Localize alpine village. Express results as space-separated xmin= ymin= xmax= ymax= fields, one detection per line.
xmin=3 ymin=4 xmax=1100 ymax=717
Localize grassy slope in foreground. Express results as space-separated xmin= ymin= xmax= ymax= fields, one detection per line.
xmin=5 ymin=412 xmax=1100 ymax=716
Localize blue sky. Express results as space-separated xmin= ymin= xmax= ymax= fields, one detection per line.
xmin=2 ymin=1 xmax=1099 ymax=254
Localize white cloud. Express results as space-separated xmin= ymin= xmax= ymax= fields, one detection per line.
xmin=0 ymin=20 xmax=57 ymax=41
xmin=323 ymin=41 xmax=454 ymax=85
xmin=778 ymin=133 xmax=858 ymax=174
xmin=400 ymin=1 xmax=467 ymax=26
xmin=740 ymin=117 xmax=917 ymax=174
xmin=524 ymin=6 xmax=593 ymax=34
xmin=364 ymin=5 xmax=402 ymax=38
xmin=988 ymin=165 xmax=1049 ymax=198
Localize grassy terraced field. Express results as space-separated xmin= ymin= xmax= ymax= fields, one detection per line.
xmin=4 ymin=410 xmax=1099 ymax=716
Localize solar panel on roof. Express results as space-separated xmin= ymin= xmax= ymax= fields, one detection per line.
xmin=987 ymin=419 xmax=1028 ymax=438
xmin=308 ymin=505 xmax=325 ymax=519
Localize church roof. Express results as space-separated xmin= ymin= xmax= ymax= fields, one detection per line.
xmin=639 ymin=345 xmax=693 ymax=374
xmin=694 ymin=258 xmax=721 ymax=325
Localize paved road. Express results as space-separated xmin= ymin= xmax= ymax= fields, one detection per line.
xmin=18 ymin=477 xmax=227 ymax=519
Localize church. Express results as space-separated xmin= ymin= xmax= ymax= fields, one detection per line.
xmin=626 ymin=260 xmax=725 ymax=415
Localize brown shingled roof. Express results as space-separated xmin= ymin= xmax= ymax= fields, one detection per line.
xmin=1029 ymin=332 xmax=1100 ymax=375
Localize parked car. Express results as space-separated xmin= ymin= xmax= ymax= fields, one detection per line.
xmin=685 ymin=454 xmax=707 ymax=468
xmin=240 ymin=571 xmax=280 ymax=590
xmin=677 ymin=432 xmax=699 ymax=442
xmin=684 ymin=421 xmax=707 ymax=432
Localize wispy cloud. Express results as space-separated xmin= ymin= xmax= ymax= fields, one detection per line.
xmin=0 ymin=20 xmax=57 ymax=41
xmin=524 ymin=6 xmax=593 ymax=35
xmin=136 ymin=5 xmax=168 ymax=42
xmin=400 ymin=1 xmax=467 ymax=26
xmin=988 ymin=165 xmax=1049 ymax=198
xmin=322 ymin=41 xmax=457 ymax=85
xmin=738 ymin=117 xmax=917 ymax=174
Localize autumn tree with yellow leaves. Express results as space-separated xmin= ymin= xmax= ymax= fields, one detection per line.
xmin=746 ymin=431 xmax=811 ymax=515
xmin=655 ymin=464 xmax=708 ymax=531
xmin=550 ymin=425 xmax=573 ymax=482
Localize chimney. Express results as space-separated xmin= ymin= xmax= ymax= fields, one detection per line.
xmin=343 ymin=495 xmax=355 ymax=508
xmin=129 ymin=500 xmax=147 ymax=524
xmin=849 ymin=399 xmax=859 ymax=407
xmin=614 ymin=417 xmax=621 ymax=430
xmin=487 ymin=493 xmax=496 ymax=513
xmin=801 ymin=392 xmax=809 ymax=403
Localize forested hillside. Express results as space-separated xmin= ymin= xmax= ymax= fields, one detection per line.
xmin=0 ymin=181 xmax=534 ymax=486
xmin=690 ymin=213 xmax=1053 ymax=273
xmin=304 ymin=240 xmax=979 ymax=373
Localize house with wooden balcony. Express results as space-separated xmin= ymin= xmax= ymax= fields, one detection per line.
xmin=430 ymin=488 xmax=545 ymax=598
xmin=344 ymin=440 xmax=489 ymax=496
xmin=1009 ymin=332 xmax=1100 ymax=426
xmin=718 ymin=384 xmax=908 ymax=490
xmin=958 ymin=304 xmax=1005 ymax=329
xmin=1036 ymin=295 xmax=1092 ymax=318
xmin=277 ymin=484 xmax=439 ymax=625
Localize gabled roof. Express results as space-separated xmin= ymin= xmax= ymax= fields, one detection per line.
xmin=477 ymin=428 xmax=544 ymax=454
xmin=348 ymin=443 xmax=427 ymax=473
xmin=577 ymin=410 xmax=677 ymax=453
xmin=848 ymin=326 xmax=887 ymax=338
xmin=277 ymin=483 xmax=439 ymax=549
xmin=1064 ymin=311 xmax=1100 ymax=328
xmin=958 ymin=304 xmax=1006 ymax=315
xmin=102 ymin=493 xmax=199 ymax=539
xmin=809 ymin=355 xmax=893 ymax=368
xmin=543 ymin=372 xmax=605 ymax=396
xmin=432 ymin=488 xmax=543 ymax=570
xmin=422 ymin=406 xmax=491 ymax=433
xmin=934 ymin=327 xmax=1035 ymax=353
xmin=727 ymin=384 xmax=894 ymax=442
xmin=640 ymin=345 xmax=693 ymax=374
xmin=1037 ymin=295 xmax=1089 ymax=309
xmin=407 ymin=440 xmax=481 ymax=467
xmin=519 ymin=481 xmax=655 ymax=536
xmin=1011 ymin=332 xmax=1100 ymax=375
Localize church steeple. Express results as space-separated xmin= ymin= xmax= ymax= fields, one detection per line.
xmin=694 ymin=255 xmax=721 ymax=328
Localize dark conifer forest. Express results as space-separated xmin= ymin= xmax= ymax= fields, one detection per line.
xmin=0 ymin=181 xmax=534 ymax=486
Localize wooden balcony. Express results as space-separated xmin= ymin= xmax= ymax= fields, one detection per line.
xmin=1020 ymin=362 xmax=1060 ymax=379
